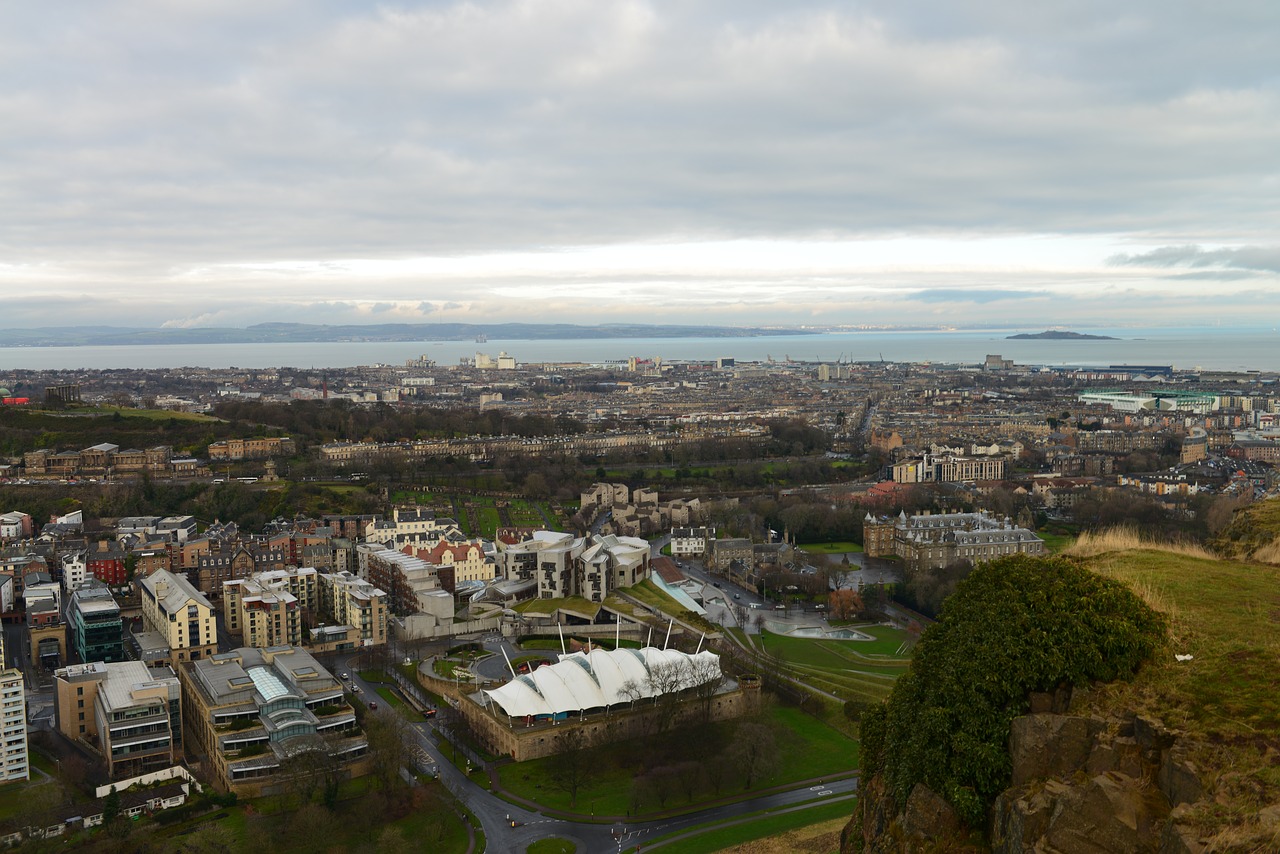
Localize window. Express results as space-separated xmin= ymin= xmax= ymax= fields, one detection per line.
xmin=77 ymin=687 xmax=84 ymax=696
xmin=79 ymin=712 xmax=84 ymax=720
xmin=78 ymin=699 xmax=84 ymax=708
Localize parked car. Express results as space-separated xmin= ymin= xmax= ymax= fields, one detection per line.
xmin=368 ymin=701 xmax=378 ymax=711
xmin=340 ymin=672 xmax=349 ymax=680
xmin=425 ymin=708 xmax=437 ymax=718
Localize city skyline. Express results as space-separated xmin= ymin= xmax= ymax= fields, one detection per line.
xmin=2 ymin=2 xmax=1277 ymax=330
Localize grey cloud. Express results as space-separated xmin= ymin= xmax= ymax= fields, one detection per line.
xmin=0 ymin=2 xmax=1277 ymax=328
xmin=1107 ymin=245 xmax=1280 ymax=273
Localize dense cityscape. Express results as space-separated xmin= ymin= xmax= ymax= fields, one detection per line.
xmin=5 ymin=0 xmax=1279 ymax=850
xmin=1 ymin=343 xmax=1278 ymax=851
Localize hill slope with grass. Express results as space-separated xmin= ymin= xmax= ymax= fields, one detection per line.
xmin=848 ymin=536 xmax=1280 ymax=853
xmin=1211 ymin=496 xmax=1280 ymax=564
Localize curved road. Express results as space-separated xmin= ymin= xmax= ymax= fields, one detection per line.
xmin=344 ymin=657 xmax=857 ymax=853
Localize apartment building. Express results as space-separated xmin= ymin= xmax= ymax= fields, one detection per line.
xmin=364 ymin=548 xmax=441 ymax=616
xmin=54 ymin=661 xmax=182 ymax=779
xmin=0 ymin=633 xmax=27 ymax=782
xmin=670 ymin=527 xmax=714 ymax=557
xmin=138 ymin=570 xmax=218 ymax=666
xmin=402 ymin=540 xmax=495 ymax=589
xmin=179 ymin=646 xmax=368 ymax=796
xmin=223 ymin=567 xmax=318 ymax=649
xmin=317 ymin=571 xmax=388 ymax=648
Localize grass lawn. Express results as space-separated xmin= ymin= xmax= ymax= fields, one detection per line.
xmin=496 ymin=703 xmax=858 ymax=816
xmin=28 ymin=747 xmax=57 ymax=775
xmin=49 ymin=405 xmax=220 ymax=422
xmin=652 ymin=798 xmax=854 ymax=854
xmin=358 ymin=669 xmax=390 ymax=683
xmin=758 ymin=628 xmax=913 ymax=703
xmin=624 ymin=579 xmax=690 ymax=617
xmin=375 ymin=686 xmax=426 ymax=722
xmin=800 ymin=542 xmax=864 ymax=554
xmin=515 ymin=596 xmax=602 ymax=619
xmin=1038 ymin=532 xmax=1077 ymax=553
xmin=527 ymin=838 xmax=577 ymax=854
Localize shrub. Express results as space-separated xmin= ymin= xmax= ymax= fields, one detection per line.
xmin=861 ymin=554 xmax=1166 ymax=827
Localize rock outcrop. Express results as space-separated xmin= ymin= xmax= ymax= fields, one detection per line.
xmin=849 ymin=707 xmax=1212 ymax=854
xmin=991 ymin=711 xmax=1206 ymax=854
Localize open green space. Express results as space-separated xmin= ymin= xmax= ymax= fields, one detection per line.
xmin=526 ymin=838 xmax=577 ymax=854
xmin=496 ymin=702 xmax=857 ymax=816
xmin=623 ymin=578 xmax=690 ymax=617
xmin=651 ymin=798 xmax=854 ymax=854
xmin=375 ymin=686 xmax=426 ymax=721
xmin=158 ymin=783 xmax=467 ymax=854
xmin=515 ymin=596 xmax=602 ymax=618
xmin=1037 ymin=532 xmax=1077 ymax=553
xmin=757 ymin=626 xmax=913 ymax=703
xmin=799 ymin=541 xmax=863 ymax=554
xmin=41 ymin=405 xmax=220 ymax=422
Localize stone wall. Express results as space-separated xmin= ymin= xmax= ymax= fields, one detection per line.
xmin=457 ymin=680 xmax=761 ymax=762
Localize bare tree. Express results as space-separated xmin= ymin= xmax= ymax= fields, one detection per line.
xmin=674 ymin=761 xmax=704 ymax=803
xmin=703 ymin=755 xmax=731 ymax=797
xmin=730 ymin=721 xmax=780 ymax=789
xmin=645 ymin=661 xmax=688 ymax=734
xmin=688 ymin=656 xmax=727 ymax=723
xmin=365 ymin=711 xmax=413 ymax=798
xmin=548 ymin=726 xmax=595 ymax=807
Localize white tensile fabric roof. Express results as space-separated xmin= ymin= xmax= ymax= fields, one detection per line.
xmin=484 ymin=647 xmax=720 ymax=718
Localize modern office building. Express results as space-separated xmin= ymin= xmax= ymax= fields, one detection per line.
xmin=54 ymin=661 xmax=182 ymax=779
xmin=68 ymin=580 xmax=126 ymax=664
xmin=179 ymin=646 xmax=368 ymax=796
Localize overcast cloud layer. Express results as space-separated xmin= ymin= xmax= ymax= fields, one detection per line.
xmin=2 ymin=1 xmax=1278 ymax=330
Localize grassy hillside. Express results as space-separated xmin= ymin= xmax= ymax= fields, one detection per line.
xmin=1210 ymin=496 xmax=1280 ymax=563
xmin=1070 ymin=534 xmax=1280 ymax=847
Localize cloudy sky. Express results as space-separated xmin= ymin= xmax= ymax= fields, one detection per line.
xmin=2 ymin=1 xmax=1278 ymax=330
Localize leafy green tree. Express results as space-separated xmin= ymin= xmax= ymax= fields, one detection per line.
xmin=860 ymin=554 xmax=1166 ymax=827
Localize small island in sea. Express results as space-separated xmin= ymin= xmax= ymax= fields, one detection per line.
xmin=1006 ymin=330 xmax=1118 ymax=340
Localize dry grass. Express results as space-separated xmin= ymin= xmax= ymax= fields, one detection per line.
xmin=1247 ymin=536 xmax=1280 ymax=565
xmin=710 ymin=815 xmax=847 ymax=854
xmin=1074 ymin=548 xmax=1280 ymax=843
xmin=1066 ymin=526 xmax=1218 ymax=561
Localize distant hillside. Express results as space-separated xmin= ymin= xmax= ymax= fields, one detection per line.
xmin=1006 ymin=329 xmax=1117 ymax=340
xmin=0 ymin=322 xmax=814 ymax=347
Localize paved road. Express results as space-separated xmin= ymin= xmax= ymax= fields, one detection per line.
xmin=345 ymin=654 xmax=858 ymax=853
